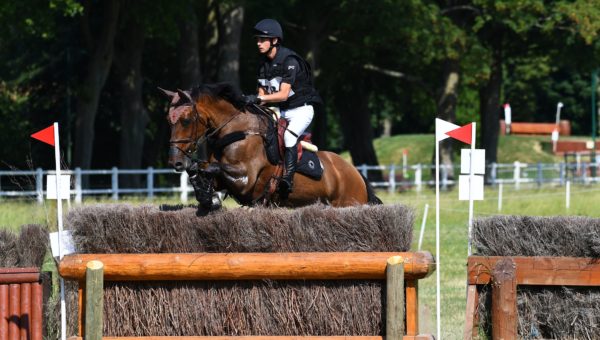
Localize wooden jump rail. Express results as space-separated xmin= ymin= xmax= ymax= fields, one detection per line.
xmin=465 ymin=256 xmax=600 ymax=339
xmin=0 ymin=268 xmax=45 ymax=340
xmin=59 ymin=252 xmax=435 ymax=340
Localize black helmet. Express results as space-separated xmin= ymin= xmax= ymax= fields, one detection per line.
xmin=254 ymin=19 xmax=283 ymax=41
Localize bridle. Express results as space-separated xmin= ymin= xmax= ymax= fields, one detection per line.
xmin=168 ymin=101 xmax=242 ymax=162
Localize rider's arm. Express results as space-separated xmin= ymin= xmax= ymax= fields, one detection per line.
xmin=259 ymin=83 xmax=291 ymax=103
xmin=258 ymin=57 xmax=298 ymax=104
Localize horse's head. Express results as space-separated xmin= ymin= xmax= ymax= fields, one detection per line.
xmin=160 ymin=87 xmax=207 ymax=172
xmin=161 ymin=83 xmax=247 ymax=171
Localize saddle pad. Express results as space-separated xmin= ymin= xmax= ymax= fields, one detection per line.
xmin=297 ymin=151 xmax=323 ymax=180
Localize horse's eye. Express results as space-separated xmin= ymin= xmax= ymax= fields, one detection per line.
xmin=180 ymin=118 xmax=191 ymax=127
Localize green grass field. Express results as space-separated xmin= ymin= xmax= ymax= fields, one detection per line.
xmin=2 ymin=184 xmax=599 ymax=338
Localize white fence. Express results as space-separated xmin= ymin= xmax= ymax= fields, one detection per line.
xmin=0 ymin=161 xmax=598 ymax=203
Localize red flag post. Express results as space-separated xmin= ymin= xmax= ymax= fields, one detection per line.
xmin=30 ymin=122 xmax=67 ymax=340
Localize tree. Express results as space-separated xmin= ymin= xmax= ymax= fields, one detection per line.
xmin=470 ymin=0 xmax=600 ymax=164
xmin=217 ymin=3 xmax=244 ymax=87
xmin=113 ymin=2 xmax=148 ymax=187
xmin=73 ymin=0 xmax=120 ymax=170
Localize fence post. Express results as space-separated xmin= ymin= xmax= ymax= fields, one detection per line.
xmin=415 ymin=164 xmax=422 ymax=192
xmin=85 ymin=260 xmax=104 ymax=340
xmin=388 ymin=164 xmax=396 ymax=194
xmin=386 ymin=256 xmax=405 ymax=340
xmin=491 ymin=258 xmax=517 ymax=339
xmin=36 ymin=168 xmax=43 ymax=204
xmin=180 ymin=171 xmax=189 ymax=203
xmin=146 ymin=167 xmax=154 ymax=200
xmin=490 ymin=162 xmax=497 ymax=186
xmin=536 ymin=162 xmax=543 ymax=187
xmin=559 ymin=162 xmax=565 ymax=186
xmin=75 ymin=168 xmax=82 ymax=203
xmin=111 ymin=167 xmax=119 ymax=200
xmin=360 ymin=164 xmax=368 ymax=178
xmin=513 ymin=161 xmax=521 ymax=190
xmin=582 ymin=162 xmax=588 ymax=184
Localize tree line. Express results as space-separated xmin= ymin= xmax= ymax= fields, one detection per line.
xmin=1 ymin=0 xmax=599 ymax=185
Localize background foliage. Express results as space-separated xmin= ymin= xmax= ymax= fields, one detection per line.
xmin=1 ymin=0 xmax=599 ymax=175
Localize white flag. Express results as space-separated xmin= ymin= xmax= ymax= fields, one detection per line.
xmin=435 ymin=118 xmax=460 ymax=142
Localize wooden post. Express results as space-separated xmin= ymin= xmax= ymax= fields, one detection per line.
xmin=491 ymin=258 xmax=517 ymax=339
xmin=0 ymin=284 xmax=8 ymax=340
xmin=405 ymin=280 xmax=418 ymax=336
xmin=386 ymin=256 xmax=405 ymax=340
xmin=20 ymin=283 xmax=31 ymax=340
xmin=463 ymin=284 xmax=479 ymax=340
xmin=85 ymin=261 xmax=104 ymax=340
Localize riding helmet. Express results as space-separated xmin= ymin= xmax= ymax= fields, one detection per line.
xmin=254 ymin=19 xmax=283 ymax=41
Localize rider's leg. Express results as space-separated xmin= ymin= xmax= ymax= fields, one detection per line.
xmin=280 ymin=105 xmax=314 ymax=197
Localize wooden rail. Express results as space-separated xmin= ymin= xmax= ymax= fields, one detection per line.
xmin=60 ymin=253 xmax=435 ymax=340
xmin=0 ymin=268 xmax=45 ymax=340
xmin=465 ymin=256 xmax=600 ymax=339
xmin=59 ymin=252 xmax=435 ymax=281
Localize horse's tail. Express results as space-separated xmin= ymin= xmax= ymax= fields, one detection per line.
xmin=361 ymin=173 xmax=383 ymax=205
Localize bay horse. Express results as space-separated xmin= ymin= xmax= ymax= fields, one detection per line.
xmin=161 ymin=83 xmax=381 ymax=208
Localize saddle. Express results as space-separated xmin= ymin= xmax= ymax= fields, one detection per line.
xmin=266 ymin=117 xmax=323 ymax=180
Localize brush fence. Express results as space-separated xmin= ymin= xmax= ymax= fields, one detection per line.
xmin=59 ymin=251 xmax=435 ymax=340
xmin=464 ymin=256 xmax=600 ymax=339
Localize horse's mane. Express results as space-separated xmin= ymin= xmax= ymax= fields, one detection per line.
xmin=190 ymin=82 xmax=276 ymax=120
xmin=191 ymin=82 xmax=246 ymax=111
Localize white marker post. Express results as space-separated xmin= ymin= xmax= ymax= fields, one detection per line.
xmin=498 ymin=183 xmax=503 ymax=212
xmin=467 ymin=123 xmax=476 ymax=256
xmin=553 ymin=102 xmax=564 ymax=152
xmin=434 ymin=118 xmax=473 ymax=340
xmin=31 ymin=123 xmax=67 ymax=340
xmin=417 ymin=203 xmax=429 ymax=251
xmin=53 ymin=123 xmax=67 ymax=340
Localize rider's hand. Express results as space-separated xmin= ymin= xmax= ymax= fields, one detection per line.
xmin=243 ymin=94 xmax=262 ymax=105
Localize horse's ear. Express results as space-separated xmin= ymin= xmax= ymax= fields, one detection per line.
xmin=157 ymin=87 xmax=176 ymax=98
xmin=177 ymin=89 xmax=193 ymax=103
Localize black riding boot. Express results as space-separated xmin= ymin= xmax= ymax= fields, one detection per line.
xmin=279 ymin=145 xmax=298 ymax=199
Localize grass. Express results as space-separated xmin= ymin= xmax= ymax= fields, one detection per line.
xmin=2 ymin=184 xmax=600 ymax=338
xmin=341 ymin=133 xmax=590 ymax=165
xmin=380 ymin=183 xmax=600 ymax=338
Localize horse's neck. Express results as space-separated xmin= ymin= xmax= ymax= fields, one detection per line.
xmin=206 ymin=102 xmax=238 ymax=127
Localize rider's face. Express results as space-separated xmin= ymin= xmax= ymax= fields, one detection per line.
xmin=256 ymin=37 xmax=276 ymax=54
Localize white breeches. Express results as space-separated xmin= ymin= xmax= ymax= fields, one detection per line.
xmin=281 ymin=104 xmax=314 ymax=147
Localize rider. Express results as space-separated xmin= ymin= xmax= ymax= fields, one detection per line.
xmin=244 ymin=18 xmax=322 ymax=199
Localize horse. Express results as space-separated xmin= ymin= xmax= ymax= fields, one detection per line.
xmin=161 ymin=83 xmax=381 ymax=208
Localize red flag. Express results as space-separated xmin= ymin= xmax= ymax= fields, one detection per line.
xmin=446 ymin=123 xmax=473 ymax=145
xmin=31 ymin=125 xmax=55 ymax=146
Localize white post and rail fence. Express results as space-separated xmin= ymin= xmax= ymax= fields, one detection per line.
xmin=0 ymin=161 xmax=598 ymax=202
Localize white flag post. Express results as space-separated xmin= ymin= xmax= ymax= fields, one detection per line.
xmin=435 ymin=118 xmax=477 ymax=339
xmin=435 ymin=128 xmax=442 ymax=340
xmin=31 ymin=122 xmax=67 ymax=340
xmin=434 ymin=118 xmax=461 ymax=340
xmin=467 ymin=123 xmax=476 ymax=256
xmin=53 ymin=122 xmax=67 ymax=340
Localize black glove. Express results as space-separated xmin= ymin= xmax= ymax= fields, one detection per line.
xmin=243 ymin=94 xmax=261 ymax=105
